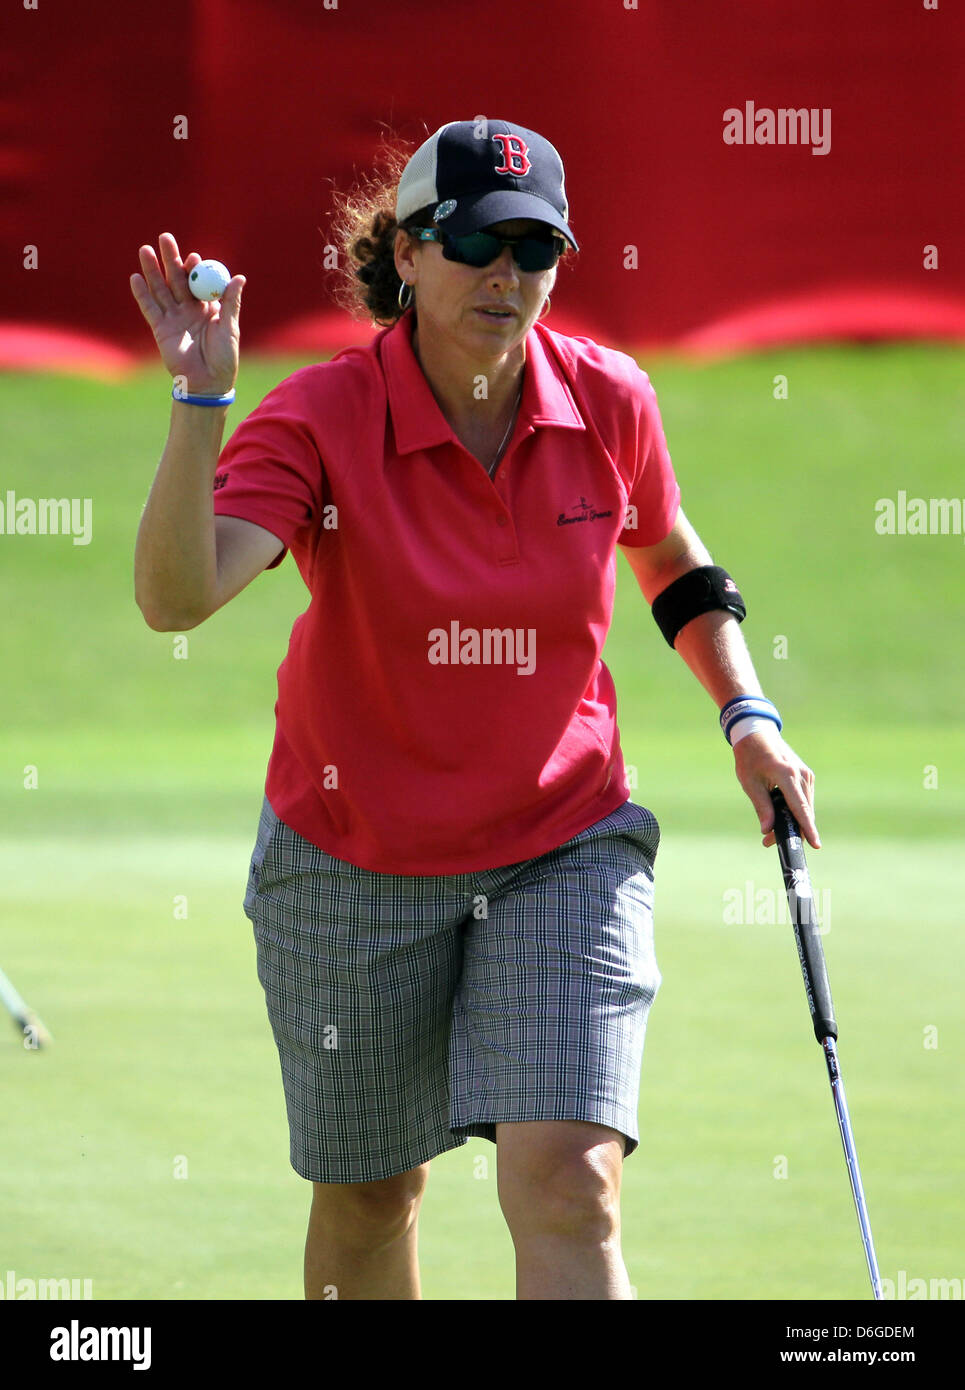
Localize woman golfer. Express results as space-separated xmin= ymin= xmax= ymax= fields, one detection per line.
xmin=132 ymin=118 xmax=819 ymax=1301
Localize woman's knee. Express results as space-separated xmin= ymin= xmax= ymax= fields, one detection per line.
xmin=308 ymin=1162 xmax=430 ymax=1246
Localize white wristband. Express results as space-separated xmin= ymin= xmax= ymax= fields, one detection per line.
xmin=729 ymin=715 xmax=780 ymax=746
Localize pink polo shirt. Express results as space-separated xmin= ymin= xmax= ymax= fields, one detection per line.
xmin=212 ymin=311 xmax=680 ymax=873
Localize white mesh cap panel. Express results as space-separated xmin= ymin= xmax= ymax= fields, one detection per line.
xmin=395 ymin=125 xmax=453 ymax=221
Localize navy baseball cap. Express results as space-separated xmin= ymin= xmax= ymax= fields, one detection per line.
xmin=395 ymin=119 xmax=578 ymax=251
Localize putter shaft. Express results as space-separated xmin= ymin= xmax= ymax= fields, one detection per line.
xmin=769 ymin=789 xmax=882 ymax=1300
xmin=823 ymin=1036 xmax=883 ymax=1300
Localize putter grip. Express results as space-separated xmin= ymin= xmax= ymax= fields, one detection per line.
xmin=770 ymin=788 xmax=837 ymax=1043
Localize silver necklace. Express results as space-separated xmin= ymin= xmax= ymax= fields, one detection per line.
xmin=487 ymin=380 xmax=523 ymax=476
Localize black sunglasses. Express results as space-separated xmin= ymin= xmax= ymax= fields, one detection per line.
xmin=408 ymin=226 xmax=565 ymax=272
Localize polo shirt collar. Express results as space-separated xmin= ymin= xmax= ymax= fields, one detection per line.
xmin=381 ymin=311 xmax=585 ymax=456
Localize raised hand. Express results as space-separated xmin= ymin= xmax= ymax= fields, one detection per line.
xmin=130 ymin=233 xmax=245 ymax=395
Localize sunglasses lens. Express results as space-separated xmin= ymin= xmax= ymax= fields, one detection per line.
xmin=441 ymin=231 xmax=563 ymax=271
xmin=441 ymin=232 xmax=501 ymax=266
xmin=515 ymin=238 xmax=562 ymax=271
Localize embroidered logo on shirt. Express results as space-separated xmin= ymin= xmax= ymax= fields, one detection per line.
xmin=556 ymin=496 xmax=613 ymax=527
xmin=213 ymin=473 xmax=228 ymax=491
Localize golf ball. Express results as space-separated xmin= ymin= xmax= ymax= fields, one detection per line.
xmin=188 ymin=259 xmax=231 ymax=301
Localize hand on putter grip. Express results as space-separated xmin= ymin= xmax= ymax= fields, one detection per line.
xmin=130 ymin=233 xmax=245 ymax=396
xmin=733 ymin=728 xmax=820 ymax=849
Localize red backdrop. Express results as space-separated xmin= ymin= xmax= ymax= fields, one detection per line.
xmin=2 ymin=0 xmax=962 ymax=372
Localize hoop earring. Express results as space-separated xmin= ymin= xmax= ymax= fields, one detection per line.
xmin=398 ymin=280 xmax=413 ymax=312
xmin=539 ymin=296 xmax=551 ymax=320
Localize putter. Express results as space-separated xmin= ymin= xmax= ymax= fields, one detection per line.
xmin=0 ymin=966 xmax=52 ymax=1049
xmin=769 ymin=788 xmax=882 ymax=1300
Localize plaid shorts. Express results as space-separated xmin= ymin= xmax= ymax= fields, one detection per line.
xmin=243 ymin=793 xmax=662 ymax=1183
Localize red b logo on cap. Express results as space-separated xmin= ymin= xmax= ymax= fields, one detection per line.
xmin=492 ymin=133 xmax=531 ymax=176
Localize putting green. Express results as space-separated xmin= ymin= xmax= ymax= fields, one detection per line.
xmin=0 ymin=828 xmax=960 ymax=1299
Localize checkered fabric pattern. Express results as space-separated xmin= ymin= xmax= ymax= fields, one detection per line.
xmin=244 ymin=794 xmax=662 ymax=1183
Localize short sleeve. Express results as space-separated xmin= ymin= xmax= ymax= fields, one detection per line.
xmin=212 ymin=374 xmax=325 ymax=570
xmin=617 ymin=369 xmax=681 ymax=548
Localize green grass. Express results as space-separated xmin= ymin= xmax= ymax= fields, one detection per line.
xmin=2 ymin=831 xmax=961 ymax=1299
xmin=1 ymin=345 xmax=963 ymax=1299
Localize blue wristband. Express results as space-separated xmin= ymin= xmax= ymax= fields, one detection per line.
xmin=172 ymin=385 xmax=236 ymax=406
xmin=719 ymin=695 xmax=783 ymax=745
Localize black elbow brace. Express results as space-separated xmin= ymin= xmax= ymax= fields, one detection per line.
xmin=651 ymin=565 xmax=746 ymax=648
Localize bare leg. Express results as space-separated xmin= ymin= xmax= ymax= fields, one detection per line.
xmin=497 ymin=1120 xmax=632 ymax=1300
xmin=511 ymin=1230 xmax=632 ymax=1299
xmin=304 ymin=1163 xmax=430 ymax=1301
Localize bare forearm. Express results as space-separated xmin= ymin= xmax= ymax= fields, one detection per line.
xmin=134 ymin=402 xmax=229 ymax=629
xmin=669 ymin=606 xmax=820 ymax=847
xmin=622 ymin=513 xmax=818 ymax=847
xmin=671 ymin=609 xmax=764 ymax=711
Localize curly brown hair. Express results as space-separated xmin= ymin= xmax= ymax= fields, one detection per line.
xmin=326 ymin=136 xmax=432 ymax=327
xmin=325 ymin=132 xmax=577 ymax=327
